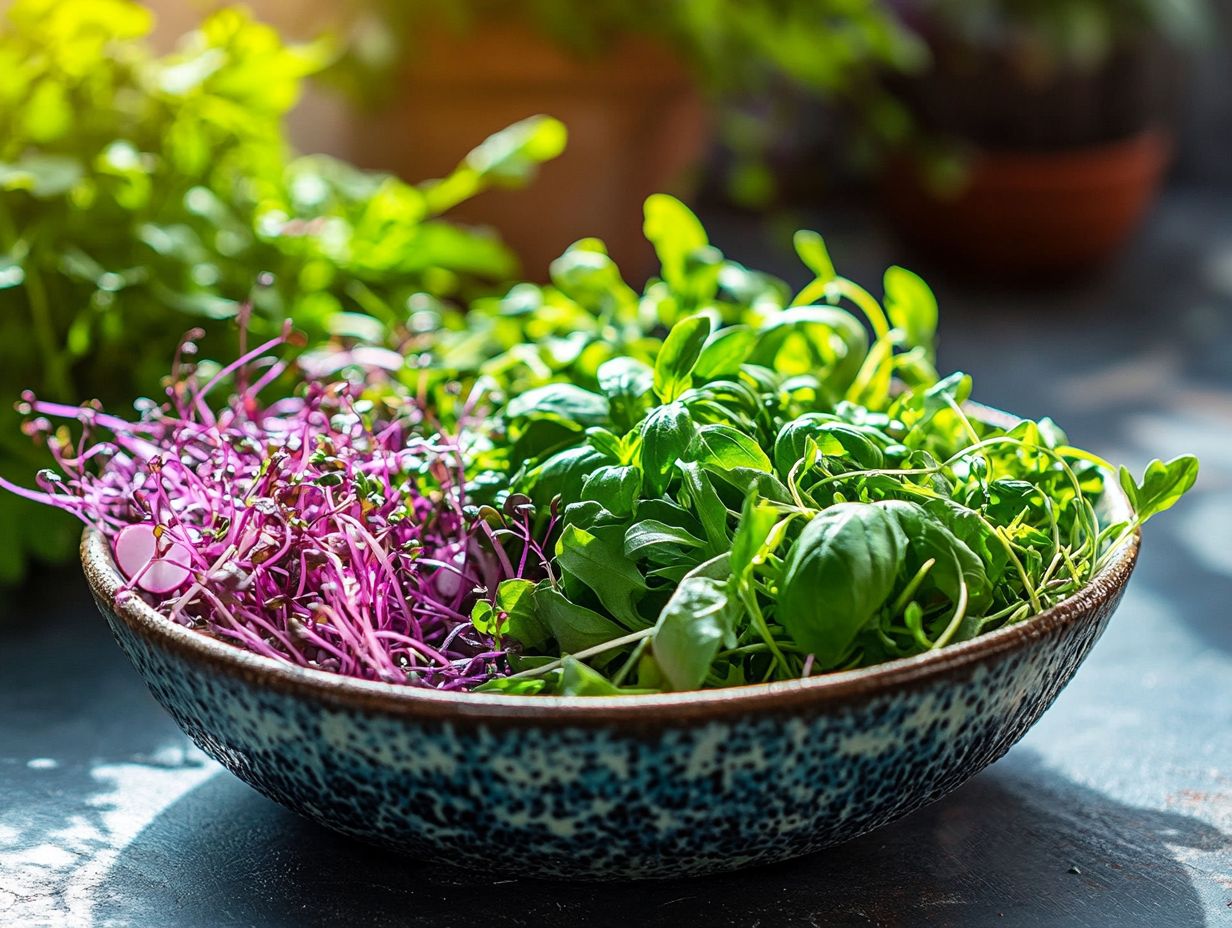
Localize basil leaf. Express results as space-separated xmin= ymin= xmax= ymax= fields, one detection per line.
xmin=596 ymin=356 xmax=654 ymax=430
xmin=793 ymin=229 xmax=836 ymax=285
xmin=653 ymin=313 xmax=711 ymax=403
xmin=751 ymin=306 xmax=868 ymax=394
xmin=677 ymin=461 xmax=731 ymax=553
xmin=652 ymin=575 xmax=737 ymax=691
xmin=639 ymin=401 xmax=694 ymax=494
xmin=730 ymin=495 xmax=781 ymax=580
xmin=778 ymin=503 xmax=906 ymax=668
xmin=883 ymin=265 xmax=937 ymax=359
xmin=474 ymin=677 xmax=549 ymax=695
xmin=876 ymin=500 xmax=991 ymax=611
xmin=560 ymin=656 xmax=643 ymax=696
xmin=643 ymin=193 xmax=708 ymax=294
xmin=694 ymin=325 xmax=756 ymax=379
xmin=774 ymin=417 xmax=886 ymax=476
xmin=505 ymin=383 xmax=610 ymax=427
xmin=689 ymin=424 xmax=772 ymax=474
xmin=624 ymin=519 xmax=706 ymax=561
xmin=580 ymin=464 xmax=642 ymax=518
xmin=517 ymin=445 xmax=610 ymax=507
xmin=484 ymin=578 xmax=546 ymax=649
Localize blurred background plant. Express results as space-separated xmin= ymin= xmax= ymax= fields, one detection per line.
xmin=146 ymin=0 xmax=925 ymax=272
xmin=875 ymin=0 xmax=1215 ymax=273
xmin=0 ymin=0 xmax=563 ymax=581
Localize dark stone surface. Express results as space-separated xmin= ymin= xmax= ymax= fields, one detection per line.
xmin=1 ymin=187 xmax=1230 ymax=926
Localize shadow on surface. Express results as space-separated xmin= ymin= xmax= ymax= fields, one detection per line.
xmin=95 ymin=751 xmax=1228 ymax=928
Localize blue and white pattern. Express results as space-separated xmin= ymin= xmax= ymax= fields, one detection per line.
xmin=85 ymin=526 xmax=1131 ymax=882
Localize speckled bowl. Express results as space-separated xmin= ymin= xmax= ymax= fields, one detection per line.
xmin=81 ymin=490 xmax=1139 ymax=880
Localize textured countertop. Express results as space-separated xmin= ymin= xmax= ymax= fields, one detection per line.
xmin=2 ymin=187 xmax=1230 ymax=927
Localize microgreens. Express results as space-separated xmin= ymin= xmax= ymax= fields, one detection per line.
xmin=3 ymin=326 xmax=549 ymax=689
xmin=466 ymin=197 xmax=1198 ymax=696
xmin=2 ymin=195 xmax=1198 ymax=696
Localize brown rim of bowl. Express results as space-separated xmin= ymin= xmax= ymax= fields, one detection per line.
xmin=80 ymin=505 xmax=1140 ymax=728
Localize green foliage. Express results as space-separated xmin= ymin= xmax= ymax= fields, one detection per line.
xmin=0 ymin=0 xmax=561 ymax=580
xmin=778 ymin=503 xmax=906 ymax=667
xmin=916 ymin=0 xmax=1213 ymax=70
xmin=331 ymin=0 xmax=922 ymax=100
xmin=466 ymin=196 xmax=1198 ymax=694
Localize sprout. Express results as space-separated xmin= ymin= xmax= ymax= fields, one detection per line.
xmin=1 ymin=328 xmax=549 ymax=690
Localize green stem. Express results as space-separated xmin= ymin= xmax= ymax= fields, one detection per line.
xmin=504 ymin=627 xmax=655 ymax=681
xmin=739 ymin=581 xmax=791 ymax=678
xmin=889 ymin=557 xmax=936 ymax=616
xmin=609 ymin=635 xmax=651 ymax=687
xmin=932 ymin=575 xmax=970 ymax=650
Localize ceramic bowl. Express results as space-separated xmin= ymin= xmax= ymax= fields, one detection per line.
xmin=81 ymin=490 xmax=1138 ymax=880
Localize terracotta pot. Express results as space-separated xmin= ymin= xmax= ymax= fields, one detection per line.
xmin=882 ymin=130 xmax=1171 ymax=276
xmin=343 ymin=23 xmax=711 ymax=278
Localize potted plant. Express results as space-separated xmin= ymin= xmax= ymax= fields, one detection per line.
xmin=0 ymin=0 xmax=561 ymax=581
xmin=209 ymin=0 xmax=919 ymax=275
xmin=878 ymin=0 xmax=1212 ymax=274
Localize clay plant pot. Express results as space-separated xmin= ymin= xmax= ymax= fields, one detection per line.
xmin=879 ymin=27 xmax=1183 ymax=276
xmin=342 ymin=23 xmax=712 ymax=279
xmin=882 ymin=130 xmax=1171 ymax=276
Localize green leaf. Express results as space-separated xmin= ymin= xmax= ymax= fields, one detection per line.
xmin=423 ymin=115 xmax=567 ymax=214
xmin=774 ymin=417 xmax=886 ymax=476
xmin=510 ymin=418 xmax=584 ymax=469
xmin=516 ymin=445 xmax=610 ymax=508
xmin=580 ymin=464 xmax=642 ymax=518
xmin=877 ymin=500 xmax=991 ymax=611
xmin=474 ymin=676 xmax=549 ymax=695
xmin=624 ymin=519 xmax=706 ymax=561
xmin=653 ymin=313 xmax=711 ymax=403
xmin=550 ymin=244 xmax=636 ymax=311
xmin=694 ymin=325 xmax=757 ymax=379
xmin=467 ymin=115 xmax=568 ymax=184
xmin=883 ymin=265 xmax=938 ymax=357
xmin=560 ymin=656 xmax=637 ymax=696
xmin=531 ymin=585 xmax=627 ymax=657
xmin=1123 ymin=455 xmax=1199 ymax=523
xmin=689 ymin=424 xmax=772 ymax=474
xmin=677 ymin=461 xmax=730 ymax=553
xmin=584 ymin=427 xmax=624 ymax=461
xmin=793 ymin=230 xmax=836 ymax=285
xmin=494 ymin=578 xmax=544 ymax=648
xmin=779 ymin=503 xmax=906 ymax=668
xmin=751 ymin=306 xmax=869 ymax=393
xmin=505 ymin=383 xmax=610 ymax=427
xmin=556 ymin=524 xmax=647 ymax=627
xmin=730 ymin=495 xmax=781 ymax=579
xmin=639 ymin=401 xmax=694 ymax=494
xmin=644 ymin=193 xmax=708 ymax=293
xmin=923 ymin=498 xmax=1008 ymax=583
xmin=652 ymin=576 xmax=737 ymax=691
xmin=596 ymin=356 xmax=654 ymax=430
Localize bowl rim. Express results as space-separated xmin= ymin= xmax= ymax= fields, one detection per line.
xmin=80 ymin=487 xmax=1140 ymax=728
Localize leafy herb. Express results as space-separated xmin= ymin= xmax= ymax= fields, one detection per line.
xmin=471 ymin=196 xmax=1199 ymax=694
xmin=1 ymin=188 xmax=1199 ymax=695
xmin=0 ymin=0 xmax=562 ymax=580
